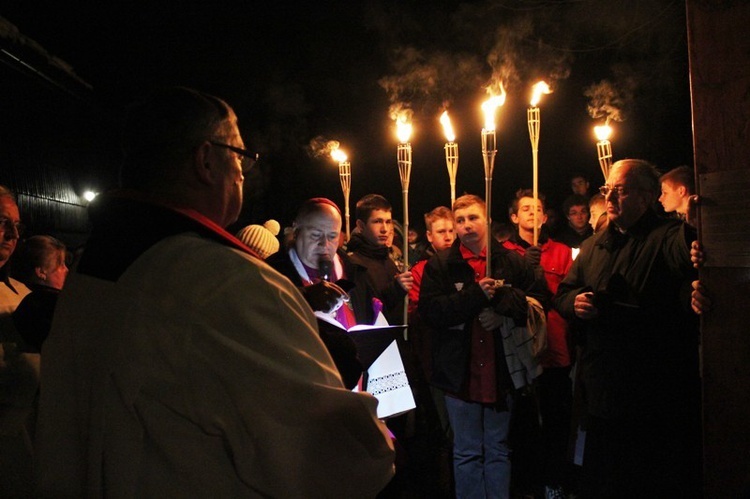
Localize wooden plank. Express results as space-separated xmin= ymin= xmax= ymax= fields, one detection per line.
xmin=687 ymin=0 xmax=750 ymax=496
xmin=699 ymin=170 xmax=750 ymax=267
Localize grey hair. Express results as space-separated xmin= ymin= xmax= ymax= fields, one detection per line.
xmin=612 ymin=159 xmax=661 ymax=198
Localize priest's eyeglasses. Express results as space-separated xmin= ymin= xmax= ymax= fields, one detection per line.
xmin=209 ymin=141 xmax=259 ymax=173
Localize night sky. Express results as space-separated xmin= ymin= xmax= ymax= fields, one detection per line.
xmin=3 ymin=1 xmax=693 ymax=233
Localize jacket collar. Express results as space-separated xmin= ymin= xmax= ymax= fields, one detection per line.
xmin=596 ymin=209 xmax=661 ymax=251
xmin=78 ymin=190 xmax=261 ymax=281
xmin=507 ymin=227 xmax=550 ymax=248
xmin=0 ymin=264 xmax=21 ymax=294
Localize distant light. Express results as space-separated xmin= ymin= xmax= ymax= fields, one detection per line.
xmin=83 ymin=191 xmax=98 ymax=202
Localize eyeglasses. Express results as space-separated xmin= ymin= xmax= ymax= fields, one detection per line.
xmin=0 ymin=218 xmax=24 ymax=237
xmin=599 ymin=184 xmax=636 ymax=197
xmin=209 ymin=141 xmax=259 ymax=172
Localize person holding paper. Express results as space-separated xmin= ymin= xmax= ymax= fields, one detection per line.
xmin=266 ymin=197 xmax=382 ymax=388
xmin=418 ymin=194 xmax=549 ymax=499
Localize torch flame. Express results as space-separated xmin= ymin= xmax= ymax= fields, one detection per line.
xmin=594 ymin=124 xmax=613 ymax=141
xmin=482 ymin=91 xmax=506 ymax=131
xmin=440 ymin=111 xmax=456 ymax=143
xmin=530 ymin=81 xmax=551 ymax=107
xmin=331 ymin=147 xmax=347 ymax=163
xmin=396 ymin=114 xmax=413 ymax=144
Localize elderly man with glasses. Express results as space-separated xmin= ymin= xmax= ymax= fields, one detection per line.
xmin=36 ymin=86 xmax=395 ymax=498
xmin=554 ymin=159 xmax=702 ymax=498
xmin=0 ymin=186 xmax=29 ymax=321
xmin=0 ymin=185 xmax=39 ymax=497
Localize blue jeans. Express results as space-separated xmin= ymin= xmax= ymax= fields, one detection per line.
xmin=445 ymin=394 xmax=513 ymax=499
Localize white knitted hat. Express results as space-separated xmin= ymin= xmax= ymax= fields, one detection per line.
xmin=236 ymin=219 xmax=281 ymax=259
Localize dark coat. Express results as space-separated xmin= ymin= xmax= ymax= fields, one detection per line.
xmin=418 ymin=238 xmax=550 ymax=394
xmin=12 ymin=284 xmax=60 ymax=353
xmin=346 ymin=232 xmax=407 ymax=326
xmin=553 ymin=210 xmax=699 ymax=420
xmin=555 ymin=223 xmax=594 ymax=249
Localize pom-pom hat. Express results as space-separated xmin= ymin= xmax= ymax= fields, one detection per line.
xmin=236 ymin=220 xmax=281 ymax=259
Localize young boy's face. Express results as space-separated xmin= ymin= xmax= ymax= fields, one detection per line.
xmin=426 ymin=218 xmax=455 ymax=252
xmin=571 ymin=176 xmax=589 ymax=195
xmin=454 ymin=204 xmax=486 ymax=248
xmin=511 ymin=197 xmax=546 ymax=232
xmin=658 ymin=180 xmax=685 ymax=214
xmin=567 ymin=204 xmax=590 ymax=231
xmin=359 ymin=209 xmax=393 ymax=247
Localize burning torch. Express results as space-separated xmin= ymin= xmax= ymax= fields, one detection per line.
xmin=481 ymin=90 xmax=505 ymax=277
xmin=440 ymin=110 xmax=459 ymax=206
xmin=594 ymin=122 xmax=613 ymax=181
xmin=396 ymin=114 xmax=413 ymax=326
xmin=527 ymin=81 xmax=551 ymax=245
xmin=330 ymin=147 xmax=351 ymax=241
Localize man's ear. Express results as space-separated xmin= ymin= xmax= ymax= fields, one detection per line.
xmin=677 ymin=185 xmax=686 ymax=197
xmin=355 ymin=219 xmax=365 ymax=232
xmin=510 ymin=213 xmax=520 ymax=225
xmin=193 ymin=141 xmax=215 ymax=185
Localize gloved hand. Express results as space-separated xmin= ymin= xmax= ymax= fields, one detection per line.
xmin=301 ymin=281 xmax=350 ymax=314
xmin=524 ymin=245 xmax=542 ymax=267
xmin=490 ymin=285 xmax=528 ymax=325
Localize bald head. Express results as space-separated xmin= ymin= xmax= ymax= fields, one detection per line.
xmin=605 ymin=159 xmax=660 ymax=230
xmin=293 ymin=199 xmax=343 ymax=268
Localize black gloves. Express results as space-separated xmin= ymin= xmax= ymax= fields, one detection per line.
xmin=301 ymin=281 xmax=350 ymax=314
xmin=491 ymin=285 xmax=528 ymax=326
xmin=525 ymin=245 xmax=542 ymax=267
xmin=525 ymin=245 xmax=545 ymax=281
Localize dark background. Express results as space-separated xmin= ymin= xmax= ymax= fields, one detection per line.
xmin=1 ymin=0 xmax=693 ymax=238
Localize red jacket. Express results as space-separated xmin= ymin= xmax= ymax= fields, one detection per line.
xmin=503 ymin=233 xmax=573 ymax=367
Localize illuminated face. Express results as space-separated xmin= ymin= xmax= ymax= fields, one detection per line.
xmin=294 ymin=205 xmax=342 ymax=268
xmin=454 ymin=203 xmax=487 ymax=252
xmin=605 ymin=163 xmax=650 ymax=230
xmin=426 ymin=218 xmax=455 ymax=252
xmin=359 ymin=209 xmax=392 ymax=247
xmin=659 ymin=180 xmax=686 ymax=214
xmin=0 ymin=196 xmax=21 ymax=267
xmin=511 ymin=197 xmax=546 ymax=232
xmin=571 ymin=176 xmax=589 ymax=196
xmin=567 ymin=204 xmax=590 ymax=232
xmin=211 ymin=123 xmax=245 ymax=227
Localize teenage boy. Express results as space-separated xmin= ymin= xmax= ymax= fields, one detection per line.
xmin=503 ymin=189 xmax=574 ymax=498
xmin=556 ymin=194 xmax=593 ymax=249
xmin=346 ymin=194 xmax=413 ymax=325
xmin=418 ymin=194 xmax=548 ymax=499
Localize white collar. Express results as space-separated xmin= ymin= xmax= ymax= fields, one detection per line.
xmin=288 ymin=248 xmax=344 ymax=284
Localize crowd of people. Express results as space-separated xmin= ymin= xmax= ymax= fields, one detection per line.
xmin=0 ymin=86 xmax=711 ymax=498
